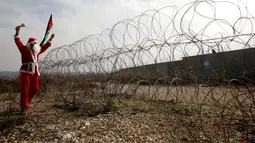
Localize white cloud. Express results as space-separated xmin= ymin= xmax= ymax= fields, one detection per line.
xmin=0 ymin=0 xmax=141 ymax=71
xmin=1 ymin=0 xmax=255 ymax=71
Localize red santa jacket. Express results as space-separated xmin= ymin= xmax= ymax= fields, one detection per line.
xmin=14 ymin=35 xmax=51 ymax=76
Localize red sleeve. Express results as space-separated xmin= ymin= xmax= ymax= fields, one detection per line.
xmin=14 ymin=35 xmax=25 ymax=52
xmin=39 ymin=41 xmax=51 ymax=54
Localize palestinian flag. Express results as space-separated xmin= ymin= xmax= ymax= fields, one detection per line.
xmin=40 ymin=14 xmax=53 ymax=46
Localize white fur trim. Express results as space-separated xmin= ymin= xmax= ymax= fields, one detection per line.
xmin=20 ymin=70 xmax=40 ymax=76
xmin=14 ymin=35 xmax=20 ymax=38
xmin=22 ymin=62 xmax=38 ymax=65
xmin=28 ymin=40 xmax=38 ymax=44
xmin=20 ymin=62 xmax=40 ymax=76
xmin=20 ymin=70 xmax=33 ymax=74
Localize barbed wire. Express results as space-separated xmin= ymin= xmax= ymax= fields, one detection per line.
xmin=39 ymin=1 xmax=255 ymax=142
xmin=40 ymin=0 xmax=255 ymax=77
xmin=1 ymin=0 xmax=255 ymax=142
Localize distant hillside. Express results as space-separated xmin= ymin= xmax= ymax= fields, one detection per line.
xmin=0 ymin=71 xmax=19 ymax=78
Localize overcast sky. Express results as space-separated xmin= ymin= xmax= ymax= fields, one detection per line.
xmin=1 ymin=0 xmax=255 ymax=71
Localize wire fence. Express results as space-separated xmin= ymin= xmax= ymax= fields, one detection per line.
xmin=1 ymin=0 xmax=255 ymax=142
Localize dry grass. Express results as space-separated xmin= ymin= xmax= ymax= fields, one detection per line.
xmin=0 ymin=76 xmax=255 ymax=142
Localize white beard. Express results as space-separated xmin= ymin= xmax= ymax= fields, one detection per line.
xmin=31 ymin=43 xmax=41 ymax=55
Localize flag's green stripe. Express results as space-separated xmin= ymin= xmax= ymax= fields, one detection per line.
xmin=40 ymin=30 xmax=50 ymax=46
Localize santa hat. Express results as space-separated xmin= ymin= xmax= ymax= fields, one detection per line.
xmin=27 ymin=37 xmax=38 ymax=44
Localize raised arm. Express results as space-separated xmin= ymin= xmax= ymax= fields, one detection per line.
xmin=39 ymin=34 xmax=55 ymax=55
xmin=14 ymin=24 xmax=25 ymax=52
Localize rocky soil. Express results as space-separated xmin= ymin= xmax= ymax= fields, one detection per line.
xmin=0 ymin=96 xmax=176 ymax=143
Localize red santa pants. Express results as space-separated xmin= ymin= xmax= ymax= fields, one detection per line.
xmin=20 ymin=72 xmax=40 ymax=111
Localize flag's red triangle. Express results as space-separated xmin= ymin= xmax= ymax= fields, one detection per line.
xmin=47 ymin=14 xmax=53 ymax=31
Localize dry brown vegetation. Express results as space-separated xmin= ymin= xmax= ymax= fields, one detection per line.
xmin=0 ymin=75 xmax=255 ymax=142
xmin=2 ymin=1 xmax=255 ymax=141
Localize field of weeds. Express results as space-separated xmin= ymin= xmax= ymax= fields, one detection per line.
xmin=0 ymin=76 xmax=254 ymax=142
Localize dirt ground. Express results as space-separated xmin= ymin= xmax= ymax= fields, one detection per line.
xmin=0 ymin=94 xmax=178 ymax=143
xmin=0 ymin=85 xmax=254 ymax=142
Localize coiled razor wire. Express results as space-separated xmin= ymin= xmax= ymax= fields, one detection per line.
xmin=2 ymin=0 xmax=255 ymax=142
xmin=40 ymin=0 xmax=255 ymax=77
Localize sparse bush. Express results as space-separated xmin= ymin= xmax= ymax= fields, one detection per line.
xmin=0 ymin=107 xmax=26 ymax=132
xmin=0 ymin=78 xmax=19 ymax=94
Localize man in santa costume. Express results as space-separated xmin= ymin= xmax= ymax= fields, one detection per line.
xmin=14 ymin=24 xmax=55 ymax=113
